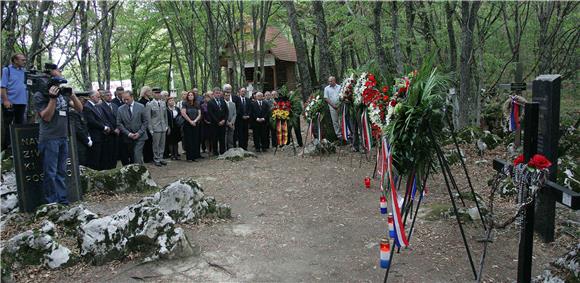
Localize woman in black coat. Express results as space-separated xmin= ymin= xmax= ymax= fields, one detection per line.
xmin=180 ymin=92 xmax=202 ymax=162
xmin=165 ymin=97 xmax=182 ymax=160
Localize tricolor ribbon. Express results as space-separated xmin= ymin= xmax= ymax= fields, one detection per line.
xmin=383 ymin=137 xmax=409 ymax=248
xmin=509 ymin=97 xmax=520 ymax=132
xmin=276 ymin=120 xmax=288 ymax=145
xmin=360 ymin=109 xmax=372 ymax=153
xmin=340 ymin=104 xmax=351 ymax=142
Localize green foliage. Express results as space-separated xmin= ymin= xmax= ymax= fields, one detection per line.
xmin=386 ymin=57 xmax=450 ymax=176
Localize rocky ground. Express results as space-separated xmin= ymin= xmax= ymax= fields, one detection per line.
xmin=2 ymin=134 xmax=579 ymax=282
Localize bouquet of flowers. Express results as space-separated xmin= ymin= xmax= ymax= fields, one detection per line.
xmin=272 ymin=100 xmax=291 ymax=120
xmin=304 ymin=92 xmax=325 ymax=122
xmin=339 ymin=74 xmax=356 ymax=105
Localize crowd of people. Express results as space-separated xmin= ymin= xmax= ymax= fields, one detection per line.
xmin=69 ymin=83 xmax=305 ymax=170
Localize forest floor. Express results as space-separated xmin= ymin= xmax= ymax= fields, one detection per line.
xmin=6 ymin=130 xmax=579 ymax=282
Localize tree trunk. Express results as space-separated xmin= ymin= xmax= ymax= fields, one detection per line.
xmin=457 ymin=1 xmax=482 ymax=129
xmin=404 ymin=2 xmax=416 ymax=66
xmin=312 ymin=0 xmax=335 ymax=89
xmin=445 ymin=1 xmax=458 ymax=74
xmin=284 ymin=1 xmax=313 ymax=99
xmin=372 ymin=1 xmax=393 ymax=74
xmin=2 ymin=1 xmax=19 ymax=67
xmin=79 ymin=0 xmax=91 ymax=90
xmin=204 ymin=1 xmax=221 ymax=87
xmin=391 ymin=1 xmax=404 ymax=74
xmin=27 ymin=0 xmax=51 ymax=68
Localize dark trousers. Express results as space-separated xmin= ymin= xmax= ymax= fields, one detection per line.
xmin=267 ymin=125 xmax=277 ymax=148
xmin=211 ymin=124 xmax=226 ymax=155
xmin=38 ymin=137 xmax=69 ymax=204
xmin=118 ymin=138 xmax=130 ymax=166
xmin=253 ymin=122 xmax=269 ymax=150
xmin=143 ymin=132 xmax=153 ymax=163
xmin=101 ymin=135 xmax=118 ymax=170
xmin=2 ymin=104 xmax=27 ymax=151
xmin=183 ymin=124 xmax=200 ymax=160
xmin=289 ymin=119 xmax=303 ymax=146
xmin=238 ymin=119 xmax=250 ymax=150
xmin=87 ymin=141 xmax=103 ymax=170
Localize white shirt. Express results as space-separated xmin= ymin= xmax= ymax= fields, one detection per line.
xmin=324 ymin=84 xmax=341 ymax=105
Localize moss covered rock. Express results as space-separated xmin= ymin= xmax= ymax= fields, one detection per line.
xmin=78 ymin=197 xmax=193 ymax=265
xmin=79 ymin=164 xmax=158 ymax=194
xmin=1 ymin=220 xmax=73 ymax=271
xmin=216 ymin=148 xmax=257 ymax=161
xmin=302 ymin=138 xmax=337 ymax=156
xmin=1 ymin=171 xmax=18 ymax=215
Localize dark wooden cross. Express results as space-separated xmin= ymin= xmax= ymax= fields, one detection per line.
xmin=492 ymin=74 xmax=579 ymax=282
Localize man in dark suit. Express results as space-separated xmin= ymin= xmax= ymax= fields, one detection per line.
xmin=83 ymin=90 xmax=111 ymax=170
xmin=251 ymin=92 xmax=270 ymax=152
xmin=117 ymin=91 xmax=149 ymax=164
xmin=111 ymin=86 xmax=124 ymax=107
xmin=99 ymin=89 xmax=120 ymax=169
xmin=207 ymin=87 xmax=228 ymax=155
xmin=236 ymin=88 xmax=251 ymax=150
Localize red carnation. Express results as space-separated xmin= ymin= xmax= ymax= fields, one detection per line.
xmin=382 ymin=96 xmax=389 ymax=102
xmin=368 ymin=74 xmax=376 ymax=82
xmin=390 ymin=100 xmax=397 ymax=107
xmin=513 ymin=154 xmax=525 ymax=165
xmin=527 ymin=154 xmax=552 ymax=170
xmin=382 ymin=86 xmax=389 ymax=93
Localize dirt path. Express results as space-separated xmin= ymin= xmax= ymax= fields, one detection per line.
xmin=56 ymin=145 xmax=575 ymax=282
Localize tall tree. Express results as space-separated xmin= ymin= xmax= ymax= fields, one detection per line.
xmin=391 ymin=1 xmax=404 ymax=74
xmin=457 ymin=1 xmax=482 ymax=129
xmin=312 ymin=0 xmax=335 ymax=87
xmin=204 ymin=1 xmax=221 ymax=87
xmin=284 ymin=0 xmax=312 ymax=99
xmin=371 ymin=1 xmax=394 ymax=74
xmin=445 ymin=1 xmax=458 ymax=74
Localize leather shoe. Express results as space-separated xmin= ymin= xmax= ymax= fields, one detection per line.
xmin=154 ymin=162 xmax=162 ymax=167
xmin=160 ymin=160 xmax=168 ymax=165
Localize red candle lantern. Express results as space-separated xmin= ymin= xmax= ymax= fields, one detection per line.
xmin=364 ymin=177 xmax=371 ymax=188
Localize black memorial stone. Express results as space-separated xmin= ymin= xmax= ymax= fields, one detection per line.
xmin=9 ymin=124 xmax=82 ymax=212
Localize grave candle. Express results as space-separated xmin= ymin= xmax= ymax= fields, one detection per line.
xmin=388 ymin=213 xmax=396 ymax=239
xmin=380 ymin=196 xmax=387 ymax=214
xmin=380 ymin=238 xmax=391 ymax=269
xmin=364 ymin=177 xmax=371 ymax=188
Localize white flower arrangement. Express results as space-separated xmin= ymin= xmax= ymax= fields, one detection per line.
xmin=353 ymin=72 xmax=368 ymax=107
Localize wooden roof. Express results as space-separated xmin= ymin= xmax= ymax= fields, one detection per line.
xmin=265 ymin=27 xmax=297 ymax=62
xmin=224 ymin=26 xmax=297 ymax=63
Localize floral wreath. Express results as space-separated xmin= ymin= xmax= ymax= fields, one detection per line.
xmin=304 ymin=92 xmax=325 ymax=122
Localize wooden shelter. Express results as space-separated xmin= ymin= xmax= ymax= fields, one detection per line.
xmin=220 ymin=26 xmax=297 ymax=91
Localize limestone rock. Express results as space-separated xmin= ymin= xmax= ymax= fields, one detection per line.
xmin=1 ymin=171 xmax=18 ymax=214
xmin=78 ymin=198 xmax=193 ymax=265
xmin=153 ymin=178 xmax=207 ymax=223
xmin=2 ymin=220 xmax=72 ymax=270
xmin=205 ymin=196 xmax=232 ymax=219
xmin=301 ymin=139 xmax=336 ymax=156
xmin=79 ymin=164 xmax=158 ymax=194
xmin=35 ymin=204 xmax=99 ymax=230
xmin=216 ymin=148 xmax=257 ymax=161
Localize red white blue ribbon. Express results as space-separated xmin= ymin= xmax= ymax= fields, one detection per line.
xmin=383 ymin=137 xmax=409 ymax=248
xmin=340 ymin=104 xmax=351 ymax=142
xmin=317 ymin=113 xmax=322 ymax=140
xmin=361 ymin=109 xmax=372 ymax=152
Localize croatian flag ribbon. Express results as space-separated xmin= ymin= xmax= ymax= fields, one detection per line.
xmin=317 ymin=113 xmax=322 ymax=140
xmin=509 ymin=97 xmax=520 ymax=132
xmin=383 ymin=137 xmax=409 ymax=248
xmin=340 ymin=104 xmax=351 ymax=142
xmin=361 ymin=109 xmax=372 ymax=152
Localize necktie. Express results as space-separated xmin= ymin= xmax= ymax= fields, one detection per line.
xmin=128 ymin=105 xmax=132 ymax=118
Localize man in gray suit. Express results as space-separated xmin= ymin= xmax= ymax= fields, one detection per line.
xmin=117 ymin=91 xmax=149 ymax=165
xmin=223 ymin=85 xmax=237 ymax=150
xmin=146 ymin=88 xmax=169 ymax=166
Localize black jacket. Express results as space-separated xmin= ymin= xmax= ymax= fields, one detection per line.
xmin=251 ymin=100 xmax=270 ymax=121
xmin=207 ymin=98 xmax=229 ymax=126
xmin=83 ymin=101 xmax=108 ymax=142
xmin=99 ymin=101 xmax=119 ymax=130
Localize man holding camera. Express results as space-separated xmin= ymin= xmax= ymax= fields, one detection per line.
xmin=33 ymin=63 xmax=83 ymax=205
xmin=1 ymin=54 xmax=28 ymax=151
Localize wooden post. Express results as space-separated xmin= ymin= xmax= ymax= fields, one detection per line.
xmin=518 ymin=102 xmax=539 ymax=283
xmin=514 ymin=62 xmax=523 ymax=147
xmin=532 ymin=74 xmax=561 ymax=242
xmin=272 ymin=65 xmax=277 ymax=90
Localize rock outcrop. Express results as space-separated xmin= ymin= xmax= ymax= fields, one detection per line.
xmin=216 ymin=148 xmax=257 ymax=161
xmin=79 ymin=164 xmax=158 ymax=194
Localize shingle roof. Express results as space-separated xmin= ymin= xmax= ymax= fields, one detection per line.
xmin=265 ymin=27 xmax=297 ymax=62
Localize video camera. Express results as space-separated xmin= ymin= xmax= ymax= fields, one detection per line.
xmin=25 ymin=70 xmax=90 ymax=97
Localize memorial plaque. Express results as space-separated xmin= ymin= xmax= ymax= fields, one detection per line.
xmin=510 ymin=82 xmax=527 ymax=91
xmin=9 ymin=124 xmax=82 ymax=212
xmin=531 ymin=74 xmax=561 ymax=242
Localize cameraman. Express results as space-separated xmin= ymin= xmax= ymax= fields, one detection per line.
xmin=33 ymin=63 xmax=82 ymax=205
xmin=1 ymin=54 xmax=28 ymax=151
